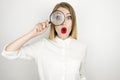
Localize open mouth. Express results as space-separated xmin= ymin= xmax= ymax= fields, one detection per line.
xmin=61 ymin=27 xmax=67 ymax=34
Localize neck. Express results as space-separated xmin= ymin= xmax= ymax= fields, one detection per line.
xmin=56 ymin=36 xmax=70 ymax=40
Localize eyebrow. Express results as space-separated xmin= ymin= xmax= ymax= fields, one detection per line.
xmin=66 ymin=13 xmax=71 ymax=15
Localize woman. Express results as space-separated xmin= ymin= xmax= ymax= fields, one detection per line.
xmin=1 ymin=2 xmax=87 ymax=80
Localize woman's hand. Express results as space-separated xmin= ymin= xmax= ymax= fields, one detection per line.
xmin=30 ymin=20 xmax=50 ymax=37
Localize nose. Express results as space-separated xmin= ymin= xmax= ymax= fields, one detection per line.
xmin=62 ymin=17 xmax=67 ymax=25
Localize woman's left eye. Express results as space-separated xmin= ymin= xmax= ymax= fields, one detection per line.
xmin=66 ymin=16 xmax=72 ymax=20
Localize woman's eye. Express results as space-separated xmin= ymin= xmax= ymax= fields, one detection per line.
xmin=56 ymin=15 xmax=61 ymax=20
xmin=66 ymin=16 xmax=72 ymax=20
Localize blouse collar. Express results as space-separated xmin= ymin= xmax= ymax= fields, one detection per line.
xmin=54 ymin=36 xmax=72 ymax=47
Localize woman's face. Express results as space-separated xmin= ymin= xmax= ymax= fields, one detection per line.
xmin=55 ymin=7 xmax=72 ymax=40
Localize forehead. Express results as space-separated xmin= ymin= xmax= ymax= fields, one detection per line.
xmin=57 ymin=7 xmax=70 ymax=14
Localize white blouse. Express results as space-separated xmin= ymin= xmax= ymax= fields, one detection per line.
xmin=1 ymin=37 xmax=87 ymax=80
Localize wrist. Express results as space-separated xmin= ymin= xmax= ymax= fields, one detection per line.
xmin=26 ymin=31 xmax=36 ymax=39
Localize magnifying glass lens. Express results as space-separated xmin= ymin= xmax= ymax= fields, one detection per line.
xmin=50 ymin=10 xmax=65 ymax=26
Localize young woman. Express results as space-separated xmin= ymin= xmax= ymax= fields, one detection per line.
xmin=1 ymin=2 xmax=87 ymax=80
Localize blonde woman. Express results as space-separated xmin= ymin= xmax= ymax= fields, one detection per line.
xmin=1 ymin=2 xmax=87 ymax=80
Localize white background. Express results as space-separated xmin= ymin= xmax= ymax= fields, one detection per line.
xmin=0 ymin=0 xmax=120 ymax=80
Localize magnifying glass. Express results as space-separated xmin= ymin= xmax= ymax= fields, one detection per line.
xmin=49 ymin=10 xmax=65 ymax=26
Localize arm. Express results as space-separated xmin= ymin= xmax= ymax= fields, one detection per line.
xmin=6 ymin=32 xmax=36 ymax=51
xmin=79 ymin=58 xmax=87 ymax=80
xmin=79 ymin=45 xmax=88 ymax=80
xmin=2 ymin=20 xmax=49 ymax=59
xmin=6 ymin=20 xmax=49 ymax=51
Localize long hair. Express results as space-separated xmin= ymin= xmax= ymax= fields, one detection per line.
xmin=48 ymin=2 xmax=77 ymax=40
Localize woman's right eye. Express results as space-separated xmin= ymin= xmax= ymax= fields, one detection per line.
xmin=56 ymin=15 xmax=61 ymax=20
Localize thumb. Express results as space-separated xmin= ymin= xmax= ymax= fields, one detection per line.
xmin=48 ymin=23 xmax=51 ymax=27
xmin=45 ymin=20 xmax=51 ymax=28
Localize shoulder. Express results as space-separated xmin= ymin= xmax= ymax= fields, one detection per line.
xmin=25 ymin=38 xmax=49 ymax=48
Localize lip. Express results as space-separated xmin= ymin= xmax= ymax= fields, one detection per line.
xmin=61 ymin=27 xmax=67 ymax=34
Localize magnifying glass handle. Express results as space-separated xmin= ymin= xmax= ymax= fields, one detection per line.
xmin=49 ymin=21 xmax=51 ymax=24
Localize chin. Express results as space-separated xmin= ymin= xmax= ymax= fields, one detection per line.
xmin=60 ymin=35 xmax=69 ymax=39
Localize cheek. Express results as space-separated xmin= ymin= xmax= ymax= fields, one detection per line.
xmin=67 ymin=21 xmax=72 ymax=31
xmin=68 ymin=20 xmax=72 ymax=26
xmin=67 ymin=21 xmax=72 ymax=30
xmin=55 ymin=27 xmax=61 ymax=33
xmin=68 ymin=26 xmax=72 ymax=33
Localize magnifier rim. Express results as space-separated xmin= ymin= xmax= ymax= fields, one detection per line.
xmin=50 ymin=10 xmax=65 ymax=26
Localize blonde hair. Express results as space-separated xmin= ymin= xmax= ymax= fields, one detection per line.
xmin=48 ymin=2 xmax=77 ymax=40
